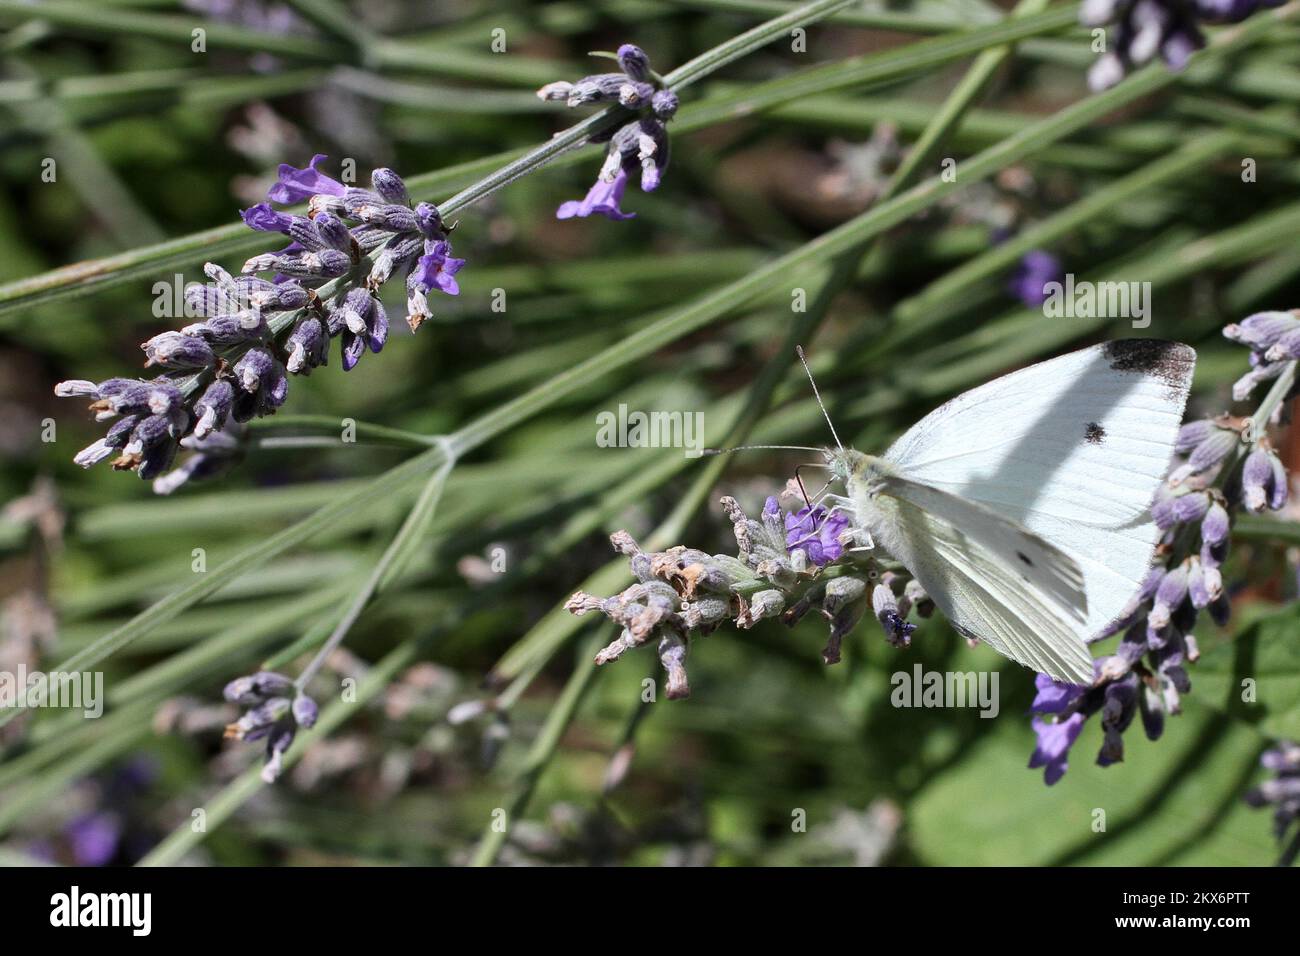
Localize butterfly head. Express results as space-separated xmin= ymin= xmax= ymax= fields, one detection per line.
xmin=825 ymin=447 xmax=873 ymax=481
xmin=825 ymin=448 xmax=892 ymax=493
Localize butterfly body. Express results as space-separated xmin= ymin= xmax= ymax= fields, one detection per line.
xmin=812 ymin=340 xmax=1196 ymax=684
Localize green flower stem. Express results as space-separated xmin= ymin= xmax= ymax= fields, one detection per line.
xmin=246 ymin=415 xmax=444 ymax=449
xmin=0 ymin=697 xmax=156 ymax=795
xmin=664 ymin=0 xmax=1000 ymax=33
xmin=889 ymin=129 xmax=1244 ymax=335
xmin=293 ymin=454 xmax=455 ymax=691
xmin=0 ymin=0 xmax=561 ymax=85
xmin=467 ymin=632 xmax=607 ymax=867
xmin=673 ymin=4 xmax=1081 ymax=133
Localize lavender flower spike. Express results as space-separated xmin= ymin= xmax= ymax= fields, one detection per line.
xmin=547 ymin=42 xmax=680 ymax=221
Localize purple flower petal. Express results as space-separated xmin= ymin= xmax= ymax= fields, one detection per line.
xmin=409 ymin=241 xmax=465 ymax=297
xmin=1030 ymin=672 xmax=1087 ymax=714
xmin=556 ymin=169 xmax=636 ymax=221
xmin=1029 ymin=712 xmax=1086 ymax=785
xmin=240 ymin=202 xmax=295 ymax=233
xmin=266 ymin=153 xmax=346 ymax=205
xmin=783 ymin=505 xmax=848 ymax=567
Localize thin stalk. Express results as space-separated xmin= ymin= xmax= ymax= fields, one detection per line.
xmin=294 ymin=453 xmax=455 ymax=690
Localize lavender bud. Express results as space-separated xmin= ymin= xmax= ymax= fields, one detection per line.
xmin=224 ymin=671 xmax=294 ymax=705
xmin=225 ymin=696 xmax=291 ymax=741
xmin=1201 ymin=500 xmax=1230 ymax=546
xmin=286 ymin=317 xmax=328 ymax=373
xmin=73 ymin=439 xmax=115 ymax=468
xmin=682 ymin=596 xmax=731 ymax=629
xmin=371 ymin=168 xmax=409 ymax=205
xmin=740 ymin=589 xmax=785 ymax=627
xmin=822 ymin=576 xmax=868 ymax=663
xmin=407 ymin=205 xmax=440 ymax=243
xmin=124 ymin=413 xmax=173 ymax=455
xmin=234 ymin=348 xmax=275 ymax=393
xmin=1175 ymin=419 xmax=1215 ymax=454
xmin=1268 ymin=449 xmax=1289 ymax=510
xmin=1236 ymin=363 xmax=1286 ymax=401
xmin=619 ymin=82 xmax=655 ymax=108
xmin=292 ymin=694 xmax=318 ymax=729
xmin=871 ymin=582 xmax=915 ymax=647
xmin=141 ymin=332 xmax=215 ymax=369
xmin=566 ymin=73 xmax=629 ymax=106
xmin=193 ymin=380 xmax=234 ymax=439
xmin=1169 ymin=426 xmax=1238 ymax=484
xmin=1148 ymin=564 xmax=1189 ymax=631
xmin=617 ymin=44 xmax=651 ymax=82
xmin=1136 ymin=684 xmax=1163 ymax=741
xmin=54 ymin=379 xmax=98 ymax=398
xmin=368 ymin=235 xmax=423 ymax=288
xmin=658 ymin=630 xmax=690 ymax=700
xmin=536 ymin=80 xmax=574 ymax=101
xmin=1171 ymin=490 xmax=1210 ymax=524
xmin=312 ymin=213 xmax=353 ymax=251
xmin=1242 ymin=447 xmax=1277 ymax=512
xmin=261 ymin=724 xmax=296 ymax=783
xmin=1187 ymin=558 xmax=1211 ymax=609
xmin=651 ymin=89 xmax=679 ymax=120
xmin=1223 ymin=310 xmax=1300 ymax=349
xmin=903 ymin=579 xmax=934 ymax=618
xmin=1264 ymin=326 xmax=1300 ymax=362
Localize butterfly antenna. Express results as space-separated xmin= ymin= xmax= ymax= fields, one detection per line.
xmin=796 ymin=346 xmax=843 ymax=451
xmin=702 ymin=444 xmax=823 ymax=456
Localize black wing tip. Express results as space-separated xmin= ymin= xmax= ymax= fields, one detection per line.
xmin=1102 ymin=339 xmax=1196 ymax=393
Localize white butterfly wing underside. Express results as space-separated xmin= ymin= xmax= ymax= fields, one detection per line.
xmin=861 ymin=473 xmax=1095 ymax=682
xmin=883 ymin=340 xmax=1196 ymax=657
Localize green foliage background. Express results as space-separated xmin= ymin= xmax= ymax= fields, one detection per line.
xmin=1 ymin=0 xmax=1298 ymax=865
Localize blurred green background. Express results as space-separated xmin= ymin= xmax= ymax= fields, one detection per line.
xmin=2 ymin=0 xmax=1299 ymax=866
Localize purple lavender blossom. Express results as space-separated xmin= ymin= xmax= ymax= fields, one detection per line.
xmin=557 ymin=168 xmax=637 ymax=221
xmin=66 ymin=812 xmax=121 ymax=867
xmin=1029 ymin=713 xmax=1087 ymax=785
xmin=783 ymin=504 xmax=849 ymax=567
xmin=1244 ymin=739 xmax=1300 ymax=864
xmin=1008 ymin=250 xmax=1063 ymax=308
xmin=410 ymin=241 xmax=466 ymax=296
xmin=266 ymin=153 xmax=346 ymax=204
xmin=239 ymin=202 xmax=295 ymax=232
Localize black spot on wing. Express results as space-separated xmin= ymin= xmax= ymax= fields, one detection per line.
xmin=1016 ymin=550 xmax=1034 ymax=567
xmin=1084 ymin=421 xmax=1106 ymax=444
xmin=1102 ymin=340 xmax=1196 ymax=399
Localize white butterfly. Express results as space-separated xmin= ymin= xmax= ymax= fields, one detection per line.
xmin=808 ymin=340 xmax=1196 ymax=685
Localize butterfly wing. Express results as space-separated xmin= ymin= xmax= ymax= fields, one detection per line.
xmin=857 ymin=470 xmax=1095 ymax=684
xmin=883 ymin=340 xmax=1195 ymax=639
